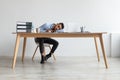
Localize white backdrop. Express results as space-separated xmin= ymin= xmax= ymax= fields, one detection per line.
xmin=0 ymin=0 xmax=120 ymax=57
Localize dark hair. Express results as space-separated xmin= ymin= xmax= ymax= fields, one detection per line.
xmin=59 ymin=23 xmax=64 ymax=29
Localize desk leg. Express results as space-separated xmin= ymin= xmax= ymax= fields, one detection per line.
xmin=94 ymin=37 xmax=100 ymax=62
xmin=22 ymin=37 xmax=27 ymax=62
xmin=12 ymin=34 xmax=20 ymax=69
xmin=99 ymin=35 xmax=108 ymax=69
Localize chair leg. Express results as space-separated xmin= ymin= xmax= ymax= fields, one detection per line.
xmin=32 ymin=45 xmax=39 ymax=61
xmin=48 ymin=45 xmax=56 ymax=61
xmin=52 ymin=54 xmax=56 ymax=61
xmin=32 ymin=44 xmax=56 ymax=61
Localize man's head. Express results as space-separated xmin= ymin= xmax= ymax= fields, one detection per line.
xmin=53 ymin=23 xmax=64 ymax=30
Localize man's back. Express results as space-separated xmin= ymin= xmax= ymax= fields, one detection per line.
xmin=40 ymin=23 xmax=54 ymax=32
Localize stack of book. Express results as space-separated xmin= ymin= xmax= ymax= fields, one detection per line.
xmin=16 ymin=21 xmax=32 ymax=32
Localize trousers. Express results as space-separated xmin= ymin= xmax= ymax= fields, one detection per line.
xmin=35 ymin=37 xmax=59 ymax=54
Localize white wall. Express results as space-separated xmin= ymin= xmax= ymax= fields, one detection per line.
xmin=110 ymin=33 xmax=120 ymax=57
xmin=0 ymin=0 xmax=120 ymax=57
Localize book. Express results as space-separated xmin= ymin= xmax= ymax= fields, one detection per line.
xmin=16 ymin=26 xmax=32 ymax=29
xmin=17 ymin=29 xmax=32 ymax=32
xmin=16 ymin=22 xmax=32 ymax=28
xmin=16 ymin=22 xmax=32 ymax=32
xmin=17 ymin=29 xmax=27 ymax=32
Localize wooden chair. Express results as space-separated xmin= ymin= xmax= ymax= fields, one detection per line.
xmin=32 ymin=43 xmax=56 ymax=61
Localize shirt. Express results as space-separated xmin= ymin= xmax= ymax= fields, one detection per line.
xmin=39 ymin=23 xmax=64 ymax=33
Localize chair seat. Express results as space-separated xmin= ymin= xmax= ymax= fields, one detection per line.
xmin=44 ymin=43 xmax=51 ymax=46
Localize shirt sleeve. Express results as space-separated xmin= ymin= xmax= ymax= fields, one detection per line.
xmin=56 ymin=29 xmax=64 ymax=33
xmin=39 ymin=23 xmax=47 ymax=32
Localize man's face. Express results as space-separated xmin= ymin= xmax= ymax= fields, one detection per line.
xmin=54 ymin=24 xmax=62 ymax=30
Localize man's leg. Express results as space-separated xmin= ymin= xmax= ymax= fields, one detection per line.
xmin=44 ymin=38 xmax=59 ymax=60
xmin=35 ymin=38 xmax=46 ymax=64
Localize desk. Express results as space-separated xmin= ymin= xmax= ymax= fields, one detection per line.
xmin=12 ymin=32 xmax=108 ymax=69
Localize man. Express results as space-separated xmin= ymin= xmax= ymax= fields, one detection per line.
xmin=35 ymin=23 xmax=64 ymax=64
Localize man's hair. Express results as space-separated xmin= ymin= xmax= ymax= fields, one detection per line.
xmin=59 ymin=23 xmax=64 ymax=29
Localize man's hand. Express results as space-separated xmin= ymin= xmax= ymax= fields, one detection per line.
xmin=46 ymin=30 xmax=56 ymax=33
xmin=46 ymin=30 xmax=52 ymax=32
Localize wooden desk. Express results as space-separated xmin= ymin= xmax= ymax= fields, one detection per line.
xmin=12 ymin=32 xmax=108 ymax=69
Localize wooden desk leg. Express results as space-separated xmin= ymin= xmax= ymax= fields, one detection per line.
xmin=22 ymin=37 xmax=27 ymax=62
xmin=99 ymin=35 xmax=108 ymax=69
xmin=12 ymin=34 xmax=20 ymax=69
xmin=94 ymin=37 xmax=100 ymax=62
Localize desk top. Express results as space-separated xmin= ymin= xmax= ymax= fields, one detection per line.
xmin=12 ymin=32 xmax=107 ymax=37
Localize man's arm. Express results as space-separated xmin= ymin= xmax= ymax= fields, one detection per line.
xmin=56 ymin=29 xmax=64 ymax=33
xmin=46 ymin=29 xmax=56 ymax=33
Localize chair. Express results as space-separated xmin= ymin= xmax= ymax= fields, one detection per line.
xmin=32 ymin=43 xmax=56 ymax=61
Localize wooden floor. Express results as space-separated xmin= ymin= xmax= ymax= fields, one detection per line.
xmin=0 ymin=56 xmax=120 ymax=80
